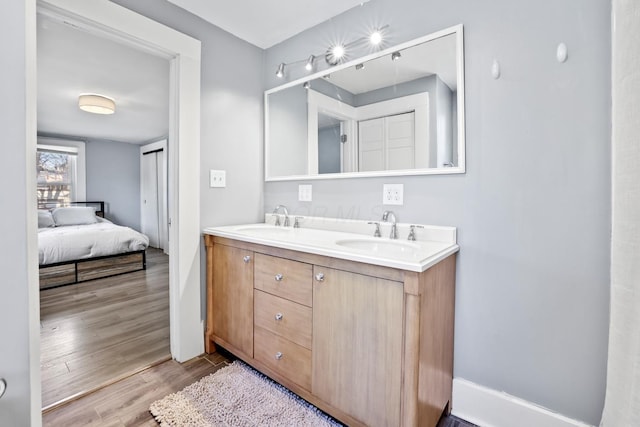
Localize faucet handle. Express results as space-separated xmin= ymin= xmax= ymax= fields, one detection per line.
xmin=367 ymin=221 xmax=381 ymax=237
xmin=293 ymin=217 xmax=304 ymax=228
xmin=407 ymin=224 xmax=424 ymax=241
xmin=273 ymin=215 xmax=281 ymax=226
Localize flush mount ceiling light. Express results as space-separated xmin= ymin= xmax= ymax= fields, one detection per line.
xmin=276 ymin=63 xmax=285 ymax=78
xmin=78 ymin=93 xmax=115 ymax=115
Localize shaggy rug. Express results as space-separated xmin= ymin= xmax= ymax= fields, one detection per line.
xmin=149 ymin=361 xmax=342 ymax=426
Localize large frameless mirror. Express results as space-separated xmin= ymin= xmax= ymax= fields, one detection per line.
xmin=265 ymin=24 xmax=465 ymax=181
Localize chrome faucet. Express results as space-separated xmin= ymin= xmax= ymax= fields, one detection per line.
xmin=273 ymin=205 xmax=290 ymax=227
xmin=381 ymin=210 xmax=398 ymax=239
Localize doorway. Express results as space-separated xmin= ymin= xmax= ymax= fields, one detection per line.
xmin=30 ymin=0 xmax=203 ymax=413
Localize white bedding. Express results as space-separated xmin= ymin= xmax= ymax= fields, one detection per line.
xmin=39 ymin=221 xmax=149 ymax=265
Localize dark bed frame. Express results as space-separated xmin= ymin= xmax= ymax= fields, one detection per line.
xmin=38 ymin=201 xmax=147 ymax=290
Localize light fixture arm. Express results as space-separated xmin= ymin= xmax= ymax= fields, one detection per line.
xmin=275 ymin=25 xmax=389 ymax=77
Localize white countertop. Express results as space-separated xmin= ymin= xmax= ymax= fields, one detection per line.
xmin=203 ymin=215 xmax=459 ymax=273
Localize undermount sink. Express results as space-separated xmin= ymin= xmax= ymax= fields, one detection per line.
xmin=335 ymin=239 xmax=420 ymax=256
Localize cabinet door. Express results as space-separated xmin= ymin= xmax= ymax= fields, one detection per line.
xmin=211 ymin=244 xmax=254 ymax=357
xmin=312 ymin=267 xmax=404 ymax=426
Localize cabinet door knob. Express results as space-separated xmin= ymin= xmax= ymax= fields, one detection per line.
xmin=274 ymin=273 xmax=283 ymax=281
xmin=315 ymin=272 xmax=325 ymax=282
xmin=243 ymin=255 xmax=251 ymax=263
xmin=275 ymin=352 xmax=283 ymax=360
xmin=275 ymin=312 xmax=283 ymax=321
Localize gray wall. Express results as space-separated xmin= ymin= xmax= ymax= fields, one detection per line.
xmin=268 ymin=85 xmax=308 ymax=176
xmin=0 ymin=1 xmax=39 ymax=426
xmin=435 ymin=76 xmax=453 ymax=166
xmin=111 ymin=0 xmax=265 ymax=231
xmin=264 ymin=0 xmax=611 ymax=424
xmin=86 ymin=139 xmax=140 ymax=230
xmin=318 ymin=124 xmax=341 ymax=173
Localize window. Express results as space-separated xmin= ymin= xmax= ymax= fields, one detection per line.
xmin=36 ymin=138 xmax=86 ymax=209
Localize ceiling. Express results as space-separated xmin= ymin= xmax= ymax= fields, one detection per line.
xmin=166 ymin=0 xmax=370 ymax=49
xmin=37 ymin=1 xmax=369 ymax=144
xmin=327 ymin=33 xmax=458 ymax=95
xmin=37 ymin=15 xmax=170 ymax=145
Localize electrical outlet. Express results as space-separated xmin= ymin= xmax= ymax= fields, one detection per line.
xmin=383 ymin=184 xmax=404 ymax=205
xmin=299 ymin=184 xmax=312 ymax=201
xmin=209 ymin=170 xmax=226 ymax=188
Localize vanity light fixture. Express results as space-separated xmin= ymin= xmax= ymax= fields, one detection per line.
xmin=391 ymin=51 xmax=401 ymax=61
xmin=370 ymin=30 xmax=383 ymax=45
xmin=326 ymin=44 xmax=346 ymax=66
xmin=305 ymin=55 xmax=315 ymax=71
xmin=274 ymin=25 xmax=389 ymax=77
xmin=78 ymin=93 xmax=115 ymax=115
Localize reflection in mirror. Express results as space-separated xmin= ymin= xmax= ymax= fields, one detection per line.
xmin=265 ymin=25 xmax=464 ymax=181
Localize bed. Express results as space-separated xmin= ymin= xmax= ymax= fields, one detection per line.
xmin=38 ymin=202 xmax=149 ymax=289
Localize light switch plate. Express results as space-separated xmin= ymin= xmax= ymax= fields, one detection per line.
xmin=210 ymin=170 xmax=226 ymax=188
xmin=383 ymin=184 xmax=404 ymax=205
xmin=299 ymin=184 xmax=312 ymax=201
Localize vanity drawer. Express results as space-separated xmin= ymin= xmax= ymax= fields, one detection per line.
xmin=254 ymin=253 xmax=312 ymax=306
xmin=254 ymin=290 xmax=312 ymax=349
xmin=254 ymin=325 xmax=311 ymax=391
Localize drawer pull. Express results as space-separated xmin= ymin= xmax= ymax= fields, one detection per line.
xmin=275 ymin=352 xmax=283 ymax=360
xmin=274 ymin=273 xmax=283 ymax=281
xmin=275 ymin=312 xmax=283 ymax=321
xmin=315 ymin=272 xmax=325 ymax=282
xmin=243 ymin=255 xmax=251 ymax=263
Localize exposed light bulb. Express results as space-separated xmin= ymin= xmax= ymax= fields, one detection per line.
xmin=305 ymin=55 xmax=315 ymax=71
xmin=332 ymin=44 xmax=345 ymax=60
xmin=370 ymin=30 xmax=382 ymax=45
xmin=325 ymin=44 xmax=346 ymax=66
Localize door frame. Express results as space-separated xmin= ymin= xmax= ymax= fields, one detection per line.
xmin=29 ymin=0 xmax=203 ymax=414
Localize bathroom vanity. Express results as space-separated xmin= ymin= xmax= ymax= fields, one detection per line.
xmin=203 ymin=215 xmax=459 ymax=427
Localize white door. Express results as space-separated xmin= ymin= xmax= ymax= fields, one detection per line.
xmin=358 ymin=117 xmax=385 ymax=172
xmin=386 ymin=112 xmax=415 ymax=170
xmin=358 ymin=112 xmax=415 ymax=171
xmin=141 ymin=151 xmax=160 ymax=248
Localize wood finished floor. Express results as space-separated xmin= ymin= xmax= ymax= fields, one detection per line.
xmin=42 ymin=353 xmax=230 ymax=426
xmin=40 ymin=248 xmax=170 ymax=409
xmin=44 ymin=347 xmax=476 ymax=427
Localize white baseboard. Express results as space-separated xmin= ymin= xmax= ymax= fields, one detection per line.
xmin=451 ymin=378 xmax=594 ymax=427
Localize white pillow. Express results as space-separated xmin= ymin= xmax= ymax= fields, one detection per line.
xmin=52 ymin=207 xmax=98 ymax=226
xmin=38 ymin=210 xmax=55 ymax=228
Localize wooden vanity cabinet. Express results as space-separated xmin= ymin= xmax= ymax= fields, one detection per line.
xmin=204 ymin=234 xmax=456 ymax=427
xmin=312 ymin=267 xmax=404 ymax=426
xmin=205 ymin=243 xmax=254 ymax=359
